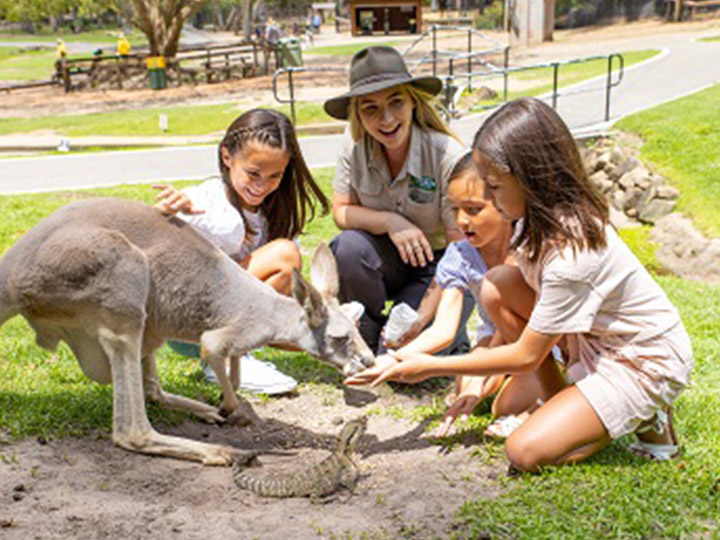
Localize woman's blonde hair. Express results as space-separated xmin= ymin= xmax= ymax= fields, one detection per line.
xmin=347 ymin=83 xmax=459 ymax=142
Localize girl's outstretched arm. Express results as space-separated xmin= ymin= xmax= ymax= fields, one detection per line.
xmin=394 ymin=287 xmax=464 ymax=354
xmin=346 ymin=327 xmax=561 ymax=387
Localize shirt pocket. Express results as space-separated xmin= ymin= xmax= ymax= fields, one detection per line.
xmin=406 ymin=187 xmax=441 ymax=233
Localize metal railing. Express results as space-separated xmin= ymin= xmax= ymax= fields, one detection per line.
xmin=440 ymin=52 xmax=625 ymax=122
xmin=272 ymin=52 xmax=625 ymax=127
xmin=272 ymin=66 xmax=348 ymax=125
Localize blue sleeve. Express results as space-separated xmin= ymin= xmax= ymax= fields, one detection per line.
xmin=435 ymin=242 xmax=469 ymax=291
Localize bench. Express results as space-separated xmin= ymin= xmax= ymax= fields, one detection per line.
xmin=664 ymin=0 xmax=720 ymax=20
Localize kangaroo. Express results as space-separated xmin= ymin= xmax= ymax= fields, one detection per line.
xmin=0 ymin=197 xmax=374 ymax=465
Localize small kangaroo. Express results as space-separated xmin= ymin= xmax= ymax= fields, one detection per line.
xmin=0 ymin=198 xmax=374 ymax=465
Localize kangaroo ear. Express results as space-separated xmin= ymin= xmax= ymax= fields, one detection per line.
xmin=309 ymin=242 xmax=339 ymax=301
xmin=292 ymin=268 xmax=328 ymax=329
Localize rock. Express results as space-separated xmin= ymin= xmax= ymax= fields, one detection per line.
xmin=474 ymin=86 xmax=498 ymax=100
xmin=612 ymin=157 xmax=640 ymax=180
xmin=656 ymin=185 xmax=680 ymax=199
xmin=638 ymin=199 xmax=677 ymax=224
xmin=589 ymin=170 xmax=610 ymax=191
xmin=612 ymin=190 xmax=625 ymax=211
xmin=622 ymin=188 xmax=643 ymax=212
xmin=610 ymin=148 xmax=625 ymax=165
xmin=636 ymin=184 xmax=659 ymax=213
xmin=596 ymin=152 xmax=612 ymax=171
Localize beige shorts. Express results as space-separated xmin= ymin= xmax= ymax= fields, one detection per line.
xmin=566 ymin=323 xmax=693 ymax=439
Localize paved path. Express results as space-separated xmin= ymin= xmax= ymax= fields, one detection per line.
xmin=1 ymin=28 xmax=719 ymax=194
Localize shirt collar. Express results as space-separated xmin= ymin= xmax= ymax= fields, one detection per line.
xmin=365 ymin=123 xmax=422 ymax=182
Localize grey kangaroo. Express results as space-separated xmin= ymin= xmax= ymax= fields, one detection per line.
xmin=0 ymin=198 xmax=374 ymax=465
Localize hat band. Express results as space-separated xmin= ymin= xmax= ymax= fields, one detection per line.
xmin=350 ymin=72 xmax=411 ymax=92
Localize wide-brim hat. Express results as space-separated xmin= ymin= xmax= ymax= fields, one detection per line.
xmin=323 ymin=46 xmax=443 ymax=120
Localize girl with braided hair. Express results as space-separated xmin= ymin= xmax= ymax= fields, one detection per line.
xmin=153 ymin=108 xmax=330 ymax=394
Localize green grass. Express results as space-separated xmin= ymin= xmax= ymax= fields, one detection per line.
xmin=616 ymin=83 xmax=720 ymax=239
xmin=308 ymin=40 xmax=401 ymax=57
xmin=0 ymin=28 xmax=147 ymax=45
xmin=0 ymin=47 xmax=58 ymax=81
xmin=699 ymin=35 xmax=720 ymax=42
xmin=0 ymin=101 xmax=333 ymax=136
xmin=1 ymin=165 xmax=719 ymax=536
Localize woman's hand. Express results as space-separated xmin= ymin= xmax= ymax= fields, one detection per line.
xmin=153 ymin=184 xmax=205 ymax=215
xmin=345 ymin=350 xmax=437 ymax=387
xmin=386 ymin=214 xmax=433 ymax=267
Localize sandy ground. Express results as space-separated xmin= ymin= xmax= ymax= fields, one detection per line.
xmin=0 ymin=382 xmax=503 ymax=540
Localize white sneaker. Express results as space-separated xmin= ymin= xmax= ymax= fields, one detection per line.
xmin=202 ymin=353 xmax=297 ymax=395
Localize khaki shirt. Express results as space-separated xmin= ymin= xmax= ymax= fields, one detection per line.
xmin=333 ymin=124 xmax=467 ymax=251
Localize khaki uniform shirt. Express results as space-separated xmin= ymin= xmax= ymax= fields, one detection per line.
xmin=333 ymin=124 xmax=467 ymax=251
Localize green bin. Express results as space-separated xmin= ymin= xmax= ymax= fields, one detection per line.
xmin=146 ymin=56 xmax=167 ymax=90
xmin=278 ymin=37 xmax=303 ymax=68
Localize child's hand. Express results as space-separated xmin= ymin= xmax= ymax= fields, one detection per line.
xmin=386 ymin=215 xmax=433 ymax=268
xmin=368 ymin=351 xmax=436 ymax=387
xmin=382 ymin=319 xmax=423 ymax=349
xmin=343 ymin=354 xmax=398 ymax=386
xmin=153 ymin=184 xmax=205 ymax=215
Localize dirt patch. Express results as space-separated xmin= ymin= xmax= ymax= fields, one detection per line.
xmin=0 ymin=384 xmax=503 ymax=540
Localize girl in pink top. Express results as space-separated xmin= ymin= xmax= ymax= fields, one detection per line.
xmin=347 ymin=98 xmax=693 ymax=472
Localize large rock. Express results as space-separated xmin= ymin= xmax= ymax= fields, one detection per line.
xmin=651 ymin=213 xmax=720 ymax=284
xmin=638 ymin=199 xmax=677 ymax=224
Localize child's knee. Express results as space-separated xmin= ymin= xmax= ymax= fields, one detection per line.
xmin=505 ymin=430 xmax=544 ymax=472
xmin=273 ymin=239 xmax=302 ymax=271
xmin=481 ymin=265 xmax=521 ymax=312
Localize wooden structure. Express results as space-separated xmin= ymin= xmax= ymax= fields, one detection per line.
xmin=664 ymin=0 xmax=720 ymax=20
xmin=347 ymin=0 xmax=423 ymax=35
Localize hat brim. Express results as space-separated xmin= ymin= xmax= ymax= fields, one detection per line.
xmin=323 ymin=76 xmax=443 ymax=120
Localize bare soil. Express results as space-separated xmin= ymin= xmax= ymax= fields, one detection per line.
xmin=0 ymin=383 xmax=502 ymax=540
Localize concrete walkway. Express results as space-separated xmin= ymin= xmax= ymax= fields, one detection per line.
xmin=1 ymin=26 xmax=719 ymax=194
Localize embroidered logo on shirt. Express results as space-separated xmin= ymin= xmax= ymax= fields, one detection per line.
xmin=408 ymin=174 xmax=437 ymax=204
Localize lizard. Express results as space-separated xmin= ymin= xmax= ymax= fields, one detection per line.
xmin=232 ymin=416 xmax=367 ymax=500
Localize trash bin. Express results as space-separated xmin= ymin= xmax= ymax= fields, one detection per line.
xmin=278 ymin=37 xmax=303 ymax=68
xmin=146 ymin=55 xmax=167 ymax=90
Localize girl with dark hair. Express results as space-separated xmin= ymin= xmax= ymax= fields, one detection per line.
xmin=348 ymin=98 xmax=693 ymax=471
xmin=153 ymin=108 xmax=330 ymax=395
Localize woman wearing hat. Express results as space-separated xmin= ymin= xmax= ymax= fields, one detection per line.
xmin=324 ymin=46 xmax=471 ymax=354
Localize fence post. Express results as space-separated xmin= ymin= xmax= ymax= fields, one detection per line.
xmin=503 ymin=46 xmax=509 ymax=102
xmin=288 ymin=69 xmax=296 ymax=125
xmin=605 ymin=54 xmax=614 ymax=122
xmin=446 ymin=58 xmax=455 ymax=119
xmin=58 ymin=59 xmax=71 ymax=93
xmin=467 ymin=28 xmax=472 ymax=92
xmin=552 ymin=62 xmax=559 ymax=109
xmin=432 ymin=25 xmax=437 ymax=77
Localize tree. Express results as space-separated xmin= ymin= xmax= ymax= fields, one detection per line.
xmin=118 ymin=0 xmax=210 ymax=56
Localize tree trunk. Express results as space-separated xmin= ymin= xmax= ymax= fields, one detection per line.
xmin=129 ymin=0 xmax=209 ymax=56
xmin=242 ymin=0 xmax=254 ymax=40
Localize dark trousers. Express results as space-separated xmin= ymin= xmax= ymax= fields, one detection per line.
xmin=330 ymin=230 xmax=473 ymax=354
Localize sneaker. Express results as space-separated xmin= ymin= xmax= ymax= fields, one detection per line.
xmin=202 ymin=353 xmax=297 ymax=395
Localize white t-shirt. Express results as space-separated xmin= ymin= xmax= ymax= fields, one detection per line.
xmin=177 ymin=178 xmax=268 ymax=263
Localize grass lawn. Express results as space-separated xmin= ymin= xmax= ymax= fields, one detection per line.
xmin=308 ymin=40 xmax=402 ymax=57
xmin=0 ymin=47 xmax=58 ymax=81
xmin=0 ymin=101 xmax=334 ymax=137
xmin=615 ymin=82 xmax=720 ymax=238
xmin=0 ymin=28 xmax=147 ymax=45
xmin=1 ymin=167 xmax=719 ymax=537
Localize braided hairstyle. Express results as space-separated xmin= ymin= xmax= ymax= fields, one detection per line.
xmin=218 ymin=109 xmax=329 ymax=242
